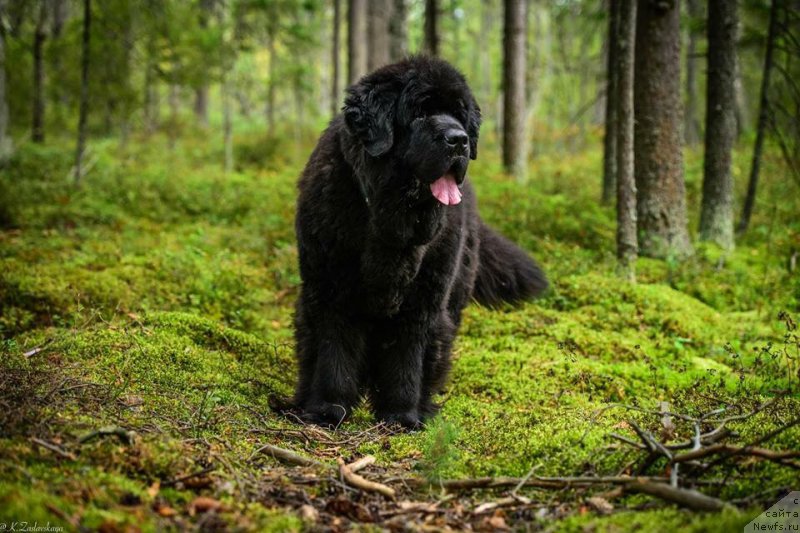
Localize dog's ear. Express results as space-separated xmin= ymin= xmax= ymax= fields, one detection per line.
xmin=343 ymin=82 xmax=397 ymax=157
xmin=467 ymin=97 xmax=482 ymax=160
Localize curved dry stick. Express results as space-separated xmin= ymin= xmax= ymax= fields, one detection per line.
xmin=337 ymin=458 xmax=396 ymax=499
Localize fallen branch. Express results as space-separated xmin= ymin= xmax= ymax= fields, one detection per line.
xmin=338 ymin=458 xmax=396 ymax=499
xmin=346 ymin=455 xmax=376 ymax=473
xmin=674 ymin=444 xmax=800 ymax=464
xmin=252 ymin=443 xmax=323 ymax=468
xmin=30 ymin=437 xmax=76 ymax=460
xmin=625 ymin=481 xmax=731 ymax=512
xmin=78 ymin=425 xmax=135 ymax=445
xmin=161 ymin=466 xmax=217 ymax=488
xmin=407 ymin=475 xmax=669 ymax=491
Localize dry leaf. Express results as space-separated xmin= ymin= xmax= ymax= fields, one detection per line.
xmin=487 ymin=512 xmax=509 ymax=530
xmin=146 ymin=482 xmax=160 ymax=499
xmin=189 ymin=496 xmax=223 ymax=515
xmin=157 ymin=506 xmax=178 ymax=517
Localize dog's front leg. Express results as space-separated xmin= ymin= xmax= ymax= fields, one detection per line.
xmin=370 ymin=315 xmax=429 ymax=429
xmin=295 ymin=305 xmax=366 ymax=428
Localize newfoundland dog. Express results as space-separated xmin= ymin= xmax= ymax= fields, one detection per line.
xmin=293 ymin=56 xmax=547 ymax=428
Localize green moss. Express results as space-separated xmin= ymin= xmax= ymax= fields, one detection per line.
xmin=1 ymin=135 xmax=798 ymax=531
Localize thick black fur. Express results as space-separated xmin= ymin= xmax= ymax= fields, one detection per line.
xmin=293 ymin=56 xmax=547 ymax=428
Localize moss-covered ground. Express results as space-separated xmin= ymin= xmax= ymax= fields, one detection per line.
xmin=1 ymin=128 xmax=798 ymax=531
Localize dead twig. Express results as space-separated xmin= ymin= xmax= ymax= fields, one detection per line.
xmin=337 ymin=457 xmax=396 ymax=499
xmin=673 ymin=444 xmax=800 ymax=464
xmin=625 ymin=481 xmax=732 ymax=512
xmin=161 ymin=467 xmax=217 ymax=488
xmin=251 ymin=443 xmax=324 ymax=468
xmin=30 ymin=437 xmax=76 ymax=460
xmin=406 ymin=475 xmax=669 ymax=491
xmin=346 ymin=455 xmax=376 ymax=473
xmin=78 ymin=425 xmax=135 ymax=445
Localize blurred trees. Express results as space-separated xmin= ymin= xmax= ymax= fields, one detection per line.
xmin=0 ymin=0 xmax=798 ymax=267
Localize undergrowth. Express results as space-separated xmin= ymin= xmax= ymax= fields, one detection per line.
xmin=0 ymin=129 xmax=798 ymax=531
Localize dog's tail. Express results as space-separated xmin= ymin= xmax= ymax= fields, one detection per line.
xmin=471 ymin=221 xmax=548 ymax=307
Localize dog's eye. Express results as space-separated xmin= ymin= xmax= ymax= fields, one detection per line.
xmin=457 ymin=99 xmax=466 ymax=110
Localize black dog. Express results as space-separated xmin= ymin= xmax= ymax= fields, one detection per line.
xmin=293 ymin=56 xmax=547 ymax=428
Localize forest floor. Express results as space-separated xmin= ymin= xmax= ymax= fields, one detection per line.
xmin=1 ymin=128 xmax=799 ymax=532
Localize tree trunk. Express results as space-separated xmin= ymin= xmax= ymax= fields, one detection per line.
xmin=424 ymin=0 xmax=439 ymax=56
xmin=634 ymin=0 xmax=692 ymax=259
xmin=616 ymin=0 xmax=637 ymax=280
xmin=389 ymin=0 xmax=407 ymax=61
xmin=502 ymin=0 xmax=527 ymax=180
xmin=684 ymin=0 xmax=702 ymax=145
xmin=331 ymin=0 xmax=341 ymax=117
xmin=32 ymin=0 xmax=47 ymax=143
xmin=194 ymin=88 xmax=209 ymax=127
xmin=733 ymin=52 xmax=750 ymax=137
xmin=699 ymin=0 xmax=737 ymax=250
xmin=479 ymin=0 xmax=494 ymax=103
xmin=0 ymin=0 xmax=12 ymax=162
xmin=223 ymin=77 xmax=233 ymax=173
xmin=738 ymin=0 xmax=778 ymax=233
xmin=266 ymin=27 xmax=276 ymax=134
xmin=594 ymin=0 xmax=610 ymax=126
xmin=73 ymin=0 xmax=90 ymax=185
xmin=367 ymin=0 xmax=391 ymax=71
xmin=50 ymin=0 xmax=67 ymax=125
xmin=194 ymin=0 xmax=212 ymax=127
xmin=347 ymin=0 xmax=367 ymax=84
xmin=602 ymin=0 xmax=620 ymax=204
xmin=144 ymin=65 xmax=159 ymax=133
xmin=168 ymin=85 xmax=179 ymax=149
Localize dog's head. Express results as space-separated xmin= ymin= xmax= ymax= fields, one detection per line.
xmin=343 ymin=56 xmax=481 ymax=206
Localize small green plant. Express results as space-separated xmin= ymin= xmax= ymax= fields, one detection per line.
xmin=419 ymin=416 xmax=461 ymax=483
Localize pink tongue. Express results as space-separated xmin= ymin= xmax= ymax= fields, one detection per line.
xmin=430 ymin=174 xmax=462 ymax=205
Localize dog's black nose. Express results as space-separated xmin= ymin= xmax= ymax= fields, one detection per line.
xmin=444 ymin=129 xmax=468 ymax=151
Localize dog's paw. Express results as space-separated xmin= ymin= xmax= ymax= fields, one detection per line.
xmin=299 ymin=401 xmax=350 ymax=428
xmin=378 ymin=410 xmax=423 ymax=430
